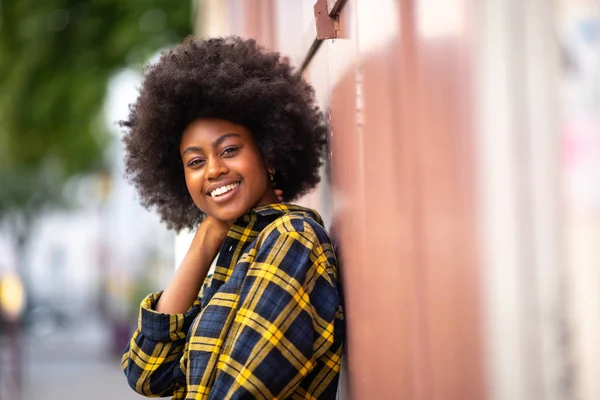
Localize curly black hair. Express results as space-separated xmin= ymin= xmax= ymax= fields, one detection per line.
xmin=120 ymin=36 xmax=327 ymax=231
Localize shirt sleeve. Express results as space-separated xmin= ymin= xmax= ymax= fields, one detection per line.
xmin=207 ymin=217 xmax=341 ymax=399
xmin=121 ymin=281 xmax=207 ymax=397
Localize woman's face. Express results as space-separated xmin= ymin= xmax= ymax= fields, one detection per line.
xmin=180 ymin=118 xmax=278 ymax=224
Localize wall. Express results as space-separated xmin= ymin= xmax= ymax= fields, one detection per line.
xmin=187 ymin=1 xmax=595 ymax=399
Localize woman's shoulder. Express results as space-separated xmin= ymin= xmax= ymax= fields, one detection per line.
xmin=252 ymin=207 xmax=337 ymax=275
xmin=261 ymin=207 xmax=330 ymax=243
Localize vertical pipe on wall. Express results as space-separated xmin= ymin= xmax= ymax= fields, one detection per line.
xmin=523 ymin=2 xmax=567 ymax=398
xmin=476 ymin=0 xmax=542 ymax=397
xmin=475 ymin=0 xmax=568 ymax=398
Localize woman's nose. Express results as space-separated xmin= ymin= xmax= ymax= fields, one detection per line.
xmin=205 ymin=156 xmax=228 ymax=179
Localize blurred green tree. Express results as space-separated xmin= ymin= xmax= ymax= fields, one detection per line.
xmin=0 ymin=1 xmax=191 ymax=249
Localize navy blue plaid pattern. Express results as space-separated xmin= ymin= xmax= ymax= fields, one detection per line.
xmin=122 ymin=204 xmax=344 ymax=399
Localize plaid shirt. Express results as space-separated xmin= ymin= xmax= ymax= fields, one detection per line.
xmin=122 ymin=204 xmax=344 ymax=399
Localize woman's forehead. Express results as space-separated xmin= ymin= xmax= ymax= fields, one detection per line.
xmin=180 ymin=118 xmax=254 ymax=152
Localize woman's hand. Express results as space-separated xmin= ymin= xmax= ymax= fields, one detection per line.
xmin=156 ymin=215 xmax=229 ymax=314
xmin=274 ymin=188 xmax=284 ymax=202
xmin=200 ymin=214 xmax=231 ymax=244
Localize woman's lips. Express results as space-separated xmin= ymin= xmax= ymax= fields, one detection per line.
xmin=208 ymin=182 xmax=240 ymax=204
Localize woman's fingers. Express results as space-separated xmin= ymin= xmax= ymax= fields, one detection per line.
xmin=274 ymin=188 xmax=284 ymax=202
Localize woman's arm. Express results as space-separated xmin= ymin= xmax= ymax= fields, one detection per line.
xmin=121 ymin=294 xmax=201 ymax=397
xmin=156 ymin=216 xmax=229 ymax=314
xmin=121 ymin=216 xmax=230 ymax=396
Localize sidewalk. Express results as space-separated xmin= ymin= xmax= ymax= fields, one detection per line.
xmin=22 ymin=316 xmax=146 ymax=400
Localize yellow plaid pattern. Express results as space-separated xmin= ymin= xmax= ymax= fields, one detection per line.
xmin=122 ymin=204 xmax=344 ymax=399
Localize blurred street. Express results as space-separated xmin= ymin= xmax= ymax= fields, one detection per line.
xmin=22 ymin=316 xmax=144 ymax=400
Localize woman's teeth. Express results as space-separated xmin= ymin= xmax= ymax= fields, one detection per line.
xmin=210 ymin=183 xmax=239 ymax=197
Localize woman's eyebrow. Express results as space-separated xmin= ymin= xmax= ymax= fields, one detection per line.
xmin=182 ymin=133 xmax=240 ymax=156
xmin=213 ymin=133 xmax=240 ymax=148
xmin=182 ymin=146 xmax=202 ymax=156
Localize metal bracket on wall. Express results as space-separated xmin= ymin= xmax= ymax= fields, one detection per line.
xmin=315 ymin=0 xmax=338 ymax=39
xmin=300 ymin=0 xmax=347 ymax=72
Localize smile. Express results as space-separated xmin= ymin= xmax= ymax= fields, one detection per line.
xmin=209 ymin=182 xmax=240 ymax=198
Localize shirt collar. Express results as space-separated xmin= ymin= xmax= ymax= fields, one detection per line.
xmin=232 ymin=203 xmax=323 ymax=231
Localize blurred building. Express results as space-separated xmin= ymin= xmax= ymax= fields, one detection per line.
xmin=183 ymin=1 xmax=600 ymax=399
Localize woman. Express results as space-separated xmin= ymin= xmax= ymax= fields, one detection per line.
xmin=120 ymin=36 xmax=344 ymax=399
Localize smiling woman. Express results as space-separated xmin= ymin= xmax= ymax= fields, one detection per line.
xmin=179 ymin=119 xmax=277 ymax=224
xmin=120 ymin=36 xmax=326 ymax=232
xmin=119 ymin=36 xmax=344 ymax=399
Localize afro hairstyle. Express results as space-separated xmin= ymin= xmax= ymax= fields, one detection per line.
xmin=120 ymin=36 xmax=327 ymax=231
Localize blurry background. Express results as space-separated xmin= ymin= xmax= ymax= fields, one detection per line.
xmin=0 ymin=1 xmax=191 ymax=399
xmin=0 ymin=1 xmax=599 ymax=400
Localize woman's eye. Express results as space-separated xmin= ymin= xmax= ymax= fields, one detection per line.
xmin=188 ymin=159 xmax=205 ymax=167
xmin=221 ymin=147 xmax=239 ymax=157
